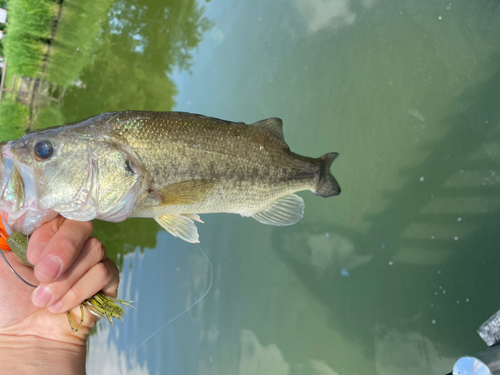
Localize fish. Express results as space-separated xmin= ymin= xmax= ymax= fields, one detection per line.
xmin=0 ymin=111 xmax=341 ymax=242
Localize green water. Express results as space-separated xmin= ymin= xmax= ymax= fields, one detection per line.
xmin=56 ymin=0 xmax=500 ymax=374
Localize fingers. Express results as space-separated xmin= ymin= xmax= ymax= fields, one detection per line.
xmin=26 ymin=216 xmax=121 ymax=322
xmin=49 ymin=258 xmax=119 ymax=314
xmin=31 ymin=237 xmax=119 ymax=310
xmin=27 ymin=215 xmax=67 ymax=264
xmin=31 ymin=219 xmax=94 ymax=284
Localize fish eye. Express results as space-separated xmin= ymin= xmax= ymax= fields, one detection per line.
xmin=34 ymin=140 xmax=54 ymax=160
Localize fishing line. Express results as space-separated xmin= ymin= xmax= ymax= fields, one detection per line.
xmin=0 ymin=231 xmax=37 ymax=288
xmin=136 ymin=243 xmax=213 ymax=350
xmin=0 ymin=249 xmax=37 ymax=288
xmin=0 ymin=231 xmax=38 ymax=288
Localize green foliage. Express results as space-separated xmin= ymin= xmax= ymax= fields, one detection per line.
xmin=0 ymin=98 xmax=28 ymax=141
xmin=93 ymin=219 xmax=159 ymax=268
xmin=45 ymin=0 xmax=115 ymax=86
xmin=35 ymin=103 xmax=65 ymax=129
xmin=4 ymin=34 xmax=45 ymax=77
xmin=4 ymin=0 xmax=56 ymax=77
xmin=63 ymin=0 xmax=213 ymax=118
xmin=106 ymin=0 xmax=214 ymax=73
xmin=7 ymin=0 xmax=55 ymax=39
xmin=68 ymin=42 xmax=179 ymax=113
xmin=1 ymin=0 xmax=214 ymax=142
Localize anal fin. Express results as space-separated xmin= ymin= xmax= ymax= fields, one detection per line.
xmin=243 ymin=194 xmax=304 ymax=226
xmin=155 ymin=214 xmax=201 ymax=243
xmin=183 ymin=213 xmax=204 ymax=223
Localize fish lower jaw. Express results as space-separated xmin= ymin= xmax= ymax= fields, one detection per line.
xmin=0 ymin=142 xmax=13 ymax=159
xmin=1 ymin=208 xmax=57 ymax=235
xmin=0 ymin=143 xmax=12 ymax=198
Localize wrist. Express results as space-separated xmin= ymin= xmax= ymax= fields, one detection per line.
xmin=0 ymin=334 xmax=86 ymax=374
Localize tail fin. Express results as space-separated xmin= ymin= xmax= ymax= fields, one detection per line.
xmin=313 ymin=152 xmax=341 ymax=197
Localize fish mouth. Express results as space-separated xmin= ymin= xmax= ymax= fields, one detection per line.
xmin=1 ymin=141 xmax=38 ymax=204
xmin=0 ymin=142 xmax=16 ymax=233
xmin=0 ymin=142 xmax=43 ymax=234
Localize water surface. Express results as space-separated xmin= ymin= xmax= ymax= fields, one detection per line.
xmin=57 ymin=0 xmax=500 ymax=374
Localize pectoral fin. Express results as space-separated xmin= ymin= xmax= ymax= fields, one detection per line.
xmin=155 ymin=214 xmax=201 ymax=243
xmin=243 ymin=194 xmax=305 ymax=226
xmin=150 ymin=180 xmax=215 ymax=206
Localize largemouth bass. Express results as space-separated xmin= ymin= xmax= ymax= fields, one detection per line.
xmin=0 ymin=111 xmax=340 ymax=242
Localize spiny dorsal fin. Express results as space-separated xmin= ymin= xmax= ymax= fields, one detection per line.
xmin=155 ymin=214 xmax=201 ymax=243
xmin=242 ymin=194 xmax=304 ymax=226
xmin=150 ymin=180 xmax=215 ymax=206
xmin=251 ymin=118 xmax=284 ymax=140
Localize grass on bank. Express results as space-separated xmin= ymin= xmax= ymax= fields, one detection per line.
xmin=4 ymin=0 xmax=57 ymax=77
xmin=45 ymin=0 xmax=114 ymax=87
xmin=0 ymin=0 xmax=115 ymax=135
xmin=4 ymin=0 xmax=113 ymax=85
xmin=0 ymin=98 xmax=28 ymax=141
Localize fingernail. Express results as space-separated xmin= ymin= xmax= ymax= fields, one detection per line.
xmin=32 ymin=285 xmax=53 ymax=307
xmin=36 ymin=255 xmax=62 ymax=280
xmin=48 ymin=301 xmax=63 ymax=314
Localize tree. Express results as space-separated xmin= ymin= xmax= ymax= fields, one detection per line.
xmin=63 ymin=0 xmax=213 ymax=118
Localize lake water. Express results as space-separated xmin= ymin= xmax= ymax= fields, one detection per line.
xmin=56 ymin=0 xmax=500 ymax=374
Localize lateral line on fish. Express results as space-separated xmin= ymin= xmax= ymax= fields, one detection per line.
xmin=136 ymin=243 xmax=213 ymax=351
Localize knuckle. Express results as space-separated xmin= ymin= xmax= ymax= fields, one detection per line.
xmin=88 ymin=237 xmax=106 ymax=263
xmin=93 ymin=262 xmax=110 ymax=281
xmin=67 ymin=280 xmax=89 ymax=304
xmin=84 ymin=221 xmax=94 ymax=236
xmin=106 ymin=259 xmax=120 ymax=285
xmin=26 ymin=246 xmax=40 ymax=265
xmin=56 ymin=237 xmax=80 ymax=255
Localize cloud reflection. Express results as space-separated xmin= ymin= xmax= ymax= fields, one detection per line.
xmin=294 ymin=0 xmax=356 ymax=32
xmin=294 ymin=0 xmax=376 ymax=33
xmin=310 ymin=359 xmax=340 ymax=375
xmin=239 ymin=330 xmax=290 ymax=375
xmin=87 ymin=326 xmax=149 ymax=375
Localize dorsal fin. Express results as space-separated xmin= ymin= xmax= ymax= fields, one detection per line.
xmin=251 ymin=118 xmax=284 ymax=140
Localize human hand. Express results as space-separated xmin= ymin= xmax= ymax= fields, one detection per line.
xmin=0 ymin=215 xmax=120 ymax=345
